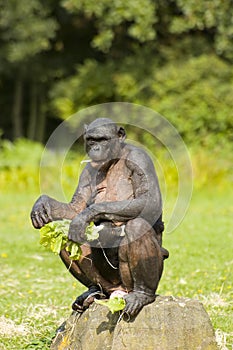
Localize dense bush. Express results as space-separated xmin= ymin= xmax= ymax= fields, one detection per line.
xmin=50 ymin=53 xmax=233 ymax=149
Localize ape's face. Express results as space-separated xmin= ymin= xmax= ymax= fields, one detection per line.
xmin=84 ymin=123 xmax=124 ymax=163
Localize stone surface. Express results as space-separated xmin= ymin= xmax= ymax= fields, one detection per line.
xmin=50 ymin=296 xmax=218 ymax=350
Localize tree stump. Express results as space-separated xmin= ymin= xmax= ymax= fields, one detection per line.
xmin=50 ymin=296 xmax=218 ymax=350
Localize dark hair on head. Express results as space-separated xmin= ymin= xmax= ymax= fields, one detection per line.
xmin=85 ymin=118 xmax=118 ymax=133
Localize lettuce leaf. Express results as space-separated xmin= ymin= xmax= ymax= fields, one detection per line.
xmin=95 ymin=297 xmax=126 ymax=313
xmin=39 ymin=220 xmax=102 ymax=260
xmin=85 ymin=221 xmax=103 ymax=241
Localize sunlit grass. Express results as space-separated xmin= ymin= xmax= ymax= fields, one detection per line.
xmin=159 ymin=188 xmax=233 ymax=349
xmin=0 ymin=192 xmax=85 ymax=349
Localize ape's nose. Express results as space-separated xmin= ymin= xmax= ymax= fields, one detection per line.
xmin=93 ymin=145 xmax=100 ymax=151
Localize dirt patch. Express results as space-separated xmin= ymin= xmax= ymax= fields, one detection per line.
xmin=0 ymin=316 xmax=29 ymax=337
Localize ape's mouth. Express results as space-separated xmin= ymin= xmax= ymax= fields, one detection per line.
xmin=90 ymin=158 xmax=117 ymax=170
xmin=90 ymin=159 xmax=106 ymax=168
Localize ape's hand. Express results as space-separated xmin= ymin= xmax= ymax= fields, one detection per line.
xmin=30 ymin=195 xmax=53 ymax=229
xmin=68 ymin=210 xmax=91 ymax=243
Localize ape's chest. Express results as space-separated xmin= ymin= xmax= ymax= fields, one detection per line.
xmin=93 ymin=160 xmax=134 ymax=203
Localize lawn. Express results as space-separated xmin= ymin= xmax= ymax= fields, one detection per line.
xmin=0 ymin=164 xmax=232 ymax=349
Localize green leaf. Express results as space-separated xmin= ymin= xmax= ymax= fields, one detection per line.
xmin=39 ymin=220 xmax=103 ymax=260
xmin=85 ymin=221 xmax=103 ymax=241
xmin=50 ymin=233 xmax=63 ymax=255
xmin=95 ymin=297 xmax=126 ymax=313
xmin=66 ymin=241 xmax=82 ymax=260
xmin=39 ymin=220 xmax=71 ymax=255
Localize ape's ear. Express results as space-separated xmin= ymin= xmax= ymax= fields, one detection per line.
xmin=83 ymin=124 xmax=88 ymax=137
xmin=118 ymin=126 xmax=126 ymax=142
xmin=83 ymin=124 xmax=88 ymax=141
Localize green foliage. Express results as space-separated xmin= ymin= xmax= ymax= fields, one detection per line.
xmin=0 ymin=139 xmax=43 ymax=192
xmin=50 ymin=0 xmax=233 ymax=150
xmin=190 ymin=148 xmax=233 ymax=190
xmin=62 ymin=0 xmax=233 ymax=60
xmin=51 ymin=52 xmax=233 ymax=148
xmin=0 ymin=138 xmax=43 ymax=168
xmin=0 ymin=138 xmax=231 ymax=198
xmin=147 ymin=54 xmax=233 ymax=147
xmin=39 ymin=220 xmax=103 ymax=259
xmin=50 ymin=59 xmax=116 ymax=117
xmin=0 ymin=139 xmax=84 ymax=194
xmin=1 ymin=0 xmax=233 ymax=150
xmin=170 ymin=0 xmax=233 ymax=60
xmin=0 ymin=0 xmax=58 ymax=63
xmin=85 ymin=221 xmax=103 ymax=241
xmin=65 ymin=241 xmax=82 ymax=260
xmin=62 ymin=0 xmax=157 ymax=52
xmin=39 ymin=220 xmax=70 ymax=255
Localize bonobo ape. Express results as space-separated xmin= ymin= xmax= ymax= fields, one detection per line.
xmin=31 ymin=118 xmax=169 ymax=318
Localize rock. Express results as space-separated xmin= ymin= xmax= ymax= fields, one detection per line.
xmin=50 ymin=296 xmax=218 ymax=350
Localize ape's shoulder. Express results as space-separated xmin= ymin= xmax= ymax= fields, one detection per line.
xmin=124 ymin=143 xmax=152 ymax=160
xmin=123 ymin=143 xmax=154 ymax=169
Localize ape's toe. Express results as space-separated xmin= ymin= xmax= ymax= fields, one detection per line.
xmin=123 ymin=291 xmax=156 ymax=319
xmin=72 ymin=285 xmax=106 ymax=312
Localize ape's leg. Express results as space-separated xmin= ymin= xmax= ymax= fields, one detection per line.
xmin=60 ymin=246 xmax=93 ymax=288
xmin=60 ymin=244 xmax=124 ymax=312
xmin=119 ymin=218 xmax=164 ymax=318
xmin=60 ymin=246 xmax=101 ymax=312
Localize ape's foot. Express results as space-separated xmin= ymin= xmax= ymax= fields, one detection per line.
xmin=72 ymin=285 xmax=106 ymax=313
xmin=123 ymin=291 xmax=155 ymax=319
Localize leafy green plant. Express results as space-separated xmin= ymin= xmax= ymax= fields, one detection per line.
xmin=39 ymin=220 xmax=72 ymax=255
xmin=85 ymin=221 xmax=103 ymax=241
xmin=0 ymin=138 xmax=43 ymax=168
xmin=39 ymin=220 xmax=104 ymax=260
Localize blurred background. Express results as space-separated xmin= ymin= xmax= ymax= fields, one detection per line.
xmin=0 ymin=0 xmax=232 ymax=146
xmin=0 ymin=1 xmax=232 ymax=349
xmin=0 ymin=0 xmax=232 ymax=191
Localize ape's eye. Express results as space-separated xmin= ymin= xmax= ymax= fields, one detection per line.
xmin=87 ymin=139 xmax=95 ymax=145
xmin=88 ymin=137 xmax=109 ymax=144
xmin=99 ymin=138 xmax=109 ymax=145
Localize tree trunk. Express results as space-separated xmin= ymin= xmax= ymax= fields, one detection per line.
xmin=12 ymin=73 xmax=23 ymax=139
xmin=36 ymin=91 xmax=46 ymax=143
xmin=27 ymin=81 xmax=37 ymax=140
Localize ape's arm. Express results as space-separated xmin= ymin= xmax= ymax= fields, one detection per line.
xmin=31 ymin=167 xmax=91 ymax=229
xmin=88 ymin=148 xmax=162 ymax=225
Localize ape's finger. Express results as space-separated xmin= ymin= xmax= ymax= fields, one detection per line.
xmin=34 ymin=213 xmax=44 ymax=228
xmin=40 ymin=209 xmax=51 ymax=224
xmin=124 ymin=303 xmax=133 ymax=315
xmin=68 ymin=233 xmax=77 ymax=242
xmin=31 ymin=217 xmax=40 ymax=228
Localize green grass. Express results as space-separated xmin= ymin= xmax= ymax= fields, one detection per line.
xmin=160 ymin=188 xmax=233 ymax=349
xmin=0 ymin=167 xmax=232 ymax=349
xmin=0 ymin=191 xmax=85 ymax=349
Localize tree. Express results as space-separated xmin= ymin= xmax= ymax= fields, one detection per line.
xmin=0 ymin=0 xmax=232 ymax=147
xmin=49 ymin=0 xmax=233 ymax=147
xmin=0 ymin=0 xmax=58 ymax=139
